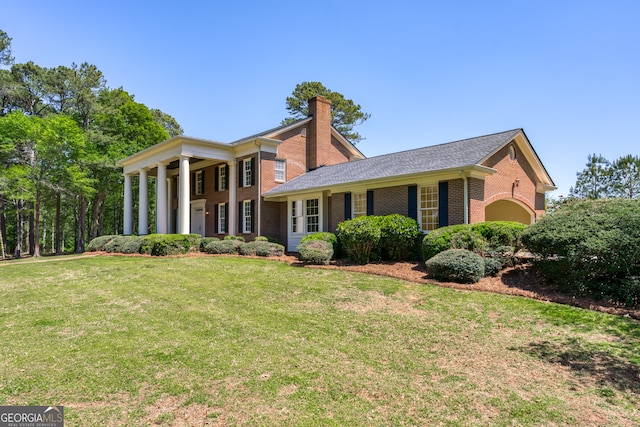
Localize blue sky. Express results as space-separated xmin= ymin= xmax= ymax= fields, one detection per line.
xmin=3 ymin=1 xmax=639 ymax=196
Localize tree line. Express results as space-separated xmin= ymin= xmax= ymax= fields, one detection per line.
xmin=569 ymin=153 xmax=640 ymax=199
xmin=0 ymin=29 xmax=182 ymax=258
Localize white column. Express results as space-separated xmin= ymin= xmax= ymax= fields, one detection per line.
xmin=166 ymin=177 xmax=173 ymax=233
xmin=178 ymin=156 xmax=191 ymax=234
xmin=138 ymin=168 xmax=148 ymax=235
xmin=156 ymin=162 xmax=167 ymax=234
xmin=123 ymin=173 xmax=133 ymax=235
xmin=227 ymin=160 xmax=236 ymax=235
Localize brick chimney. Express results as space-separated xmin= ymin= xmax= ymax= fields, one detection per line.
xmin=306 ymin=95 xmax=332 ymax=170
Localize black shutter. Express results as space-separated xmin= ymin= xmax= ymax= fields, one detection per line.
xmin=408 ymin=185 xmax=417 ymax=221
xmin=214 ymin=204 xmax=219 ymax=233
xmin=250 ymin=200 xmax=255 ymax=233
xmin=344 ymin=193 xmax=352 ymax=219
xmin=366 ymin=190 xmax=374 ymax=216
xmin=238 ymin=160 xmax=243 ymax=188
xmin=238 ymin=201 xmax=243 ymax=233
xmin=191 ymin=172 xmax=195 ymax=195
xmin=224 ymin=164 xmax=229 ymax=190
xmin=224 ymin=203 xmax=229 ymax=233
xmin=438 ymin=181 xmax=449 ymax=227
xmin=215 ymin=166 xmax=219 ymax=192
xmin=201 ymin=170 xmax=205 ymax=193
xmin=250 ymin=157 xmax=256 ymax=186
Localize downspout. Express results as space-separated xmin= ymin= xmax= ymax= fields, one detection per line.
xmin=256 ymin=141 xmax=261 ymax=236
xmin=461 ymin=171 xmax=469 ymax=224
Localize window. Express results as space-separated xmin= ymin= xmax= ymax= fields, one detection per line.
xmin=217 ymin=203 xmax=226 ymax=234
xmin=243 ymin=159 xmax=252 ymax=187
xmin=195 ymin=171 xmax=204 ymax=195
xmin=275 ymin=159 xmax=286 ymax=182
xmin=291 ymin=200 xmax=303 ymax=233
xmin=353 ymin=192 xmax=366 ymax=217
xmin=218 ymin=165 xmax=227 ymax=191
xmin=419 ymin=185 xmax=438 ymax=232
xmin=242 ymin=200 xmax=252 ymax=234
xmin=306 ymin=199 xmax=319 ymax=233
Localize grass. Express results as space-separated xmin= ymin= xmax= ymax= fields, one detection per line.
xmin=0 ymin=255 xmax=639 ymax=426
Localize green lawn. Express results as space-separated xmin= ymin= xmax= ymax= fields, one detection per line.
xmin=0 ymin=255 xmax=638 ymax=426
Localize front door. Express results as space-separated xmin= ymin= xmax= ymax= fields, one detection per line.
xmin=190 ymin=200 xmax=206 ymax=236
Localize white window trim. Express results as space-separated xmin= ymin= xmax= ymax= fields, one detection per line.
xmin=352 ymin=192 xmax=366 ymax=218
xmin=218 ymin=165 xmax=227 ymax=191
xmin=242 ymin=199 xmax=252 ymax=234
xmin=243 ymin=159 xmax=252 ymax=188
xmin=195 ymin=171 xmax=204 ymax=195
xmin=306 ymin=199 xmax=320 ymax=233
xmin=217 ymin=203 xmax=226 ymax=234
xmin=418 ymin=184 xmax=439 ymax=233
xmin=275 ymin=159 xmax=286 ymax=182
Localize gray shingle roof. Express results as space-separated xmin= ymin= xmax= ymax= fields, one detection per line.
xmin=264 ymin=129 xmax=522 ymax=195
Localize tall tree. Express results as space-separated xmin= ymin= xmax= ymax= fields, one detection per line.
xmin=152 ymin=108 xmax=184 ymax=137
xmin=611 ymin=154 xmax=640 ymax=199
xmin=569 ymin=154 xmax=612 ymax=199
xmin=0 ymin=29 xmax=13 ymax=66
xmin=281 ymin=81 xmax=370 ymax=143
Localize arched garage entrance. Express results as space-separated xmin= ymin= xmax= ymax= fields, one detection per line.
xmin=485 ymin=199 xmax=534 ymax=225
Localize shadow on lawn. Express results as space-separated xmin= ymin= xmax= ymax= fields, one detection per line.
xmin=515 ymin=337 xmax=640 ymax=393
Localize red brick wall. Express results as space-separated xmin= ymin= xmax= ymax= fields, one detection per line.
xmin=446 ymin=179 xmax=465 ymax=225
xmin=372 ymin=185 xmax=409 ymax=216
xmin=480 ymin=143 xmax=544 ymax=219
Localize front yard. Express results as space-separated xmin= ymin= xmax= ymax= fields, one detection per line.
xmin=0 ymin=255 xmax=638 ymax=425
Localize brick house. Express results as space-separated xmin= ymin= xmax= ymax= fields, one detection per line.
xmin=118 ymin=96 xmax=556 ymax=251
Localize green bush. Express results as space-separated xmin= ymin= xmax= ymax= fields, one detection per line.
xmin=422 ymin=221 xmax=524 ymax=261
xmin=522 ymin=199 xmax=640 ymax=305
xmin=300 ymin=232 xmax=338 ymax=257
xmin=422 ymin=224 xmax=470 ymax=260
xmin=471 ymin=221 xmax=526 ymax=248
xmin=425 ymin=249 xmax=485 ymax=284
xmin=376 ymin=214 xmax=422 ymax=261
xmin=139 ymin=234 xmax=202 ymax=256
xmin=104 ymin=236 xmax=143 ymax=254
xmin=336 ymin=216 xmax=381 ymax=264
xmin=238 ymin=241 xmax=285 ymax=257
xmin=87 ymin=235 xmax=117 ymax=252
xmin=203 ymin=239 xmax=241 ymax=255
xmin=297 ymin=240 xmax=334 ymax=265
xmin=199 ymin=237 xmax=220 ymax=251
xmin=484 ymin=257 xmax=504 ymax=277
xmin=224 ymin=235 xmax=245 ymax=242
xmin=254 ymin=236 xmax=269 ymax=242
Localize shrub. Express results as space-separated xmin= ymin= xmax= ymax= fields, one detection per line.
xmin=522 ymin=199 xmax=640 ymax=305
xmin=224 ymin=235 xmax=245 ymax=242
xmin=484 ymin=257 xmax=504 ymax=277
xmin=336 ymin=216 xmax=381 ymax=264
xmin=450 ymin=228 xmax=487 ymax=254
xmin=471 ymin=221 xmax=526 ymax=249
xmin=203 ymin=239 xmax=241 ymax=254
xmin=376 ymin=214 xmax=422 ymax=261
xmin=104 ymin=236 xmax=143 ymax=254
xmin=199 ymin=237 xmax=220 ymax=251
xmin=300 ymin=232 xmax=338 ymax=257
xmin=254 ymin=236 xmax=269 ymax=242
xmin=87 ymin=235 xmax=117 ymax=252
xmin=239 ymin=241 xmax=282 ymax=256
xmin=297 ymin=240 xmax=334 ymax=265
xmin=425 ymin=249 xmax=485 ymax=284
xmin=140 ymin=234 xmax=202 ymax=256
xmin=422 ymin=224 xmax=470 ymax=260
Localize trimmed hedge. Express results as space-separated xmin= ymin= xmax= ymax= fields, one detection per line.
xmin=238 ymin=241 xmax=285 ymax=257
xmin=139 ymin=234 xmax=202 ymax=256
xmin=199 ymin=237 xmax=220 ymax=251
xmin=422 ymin=221 xmax=525 ymax=261
xmin=104 ymin=236 xmax=143 ymax=254
xmin=376 ymin=214 xmax=422 ymax=261
xmin=336 ymin=216 xmax=381 ymax=264
xmin=87 ymin=235 xmax=117 ymax=252
xmin=297 ymin=240 xmax=334 ymax=265
xmin=425 ymin=249 xmax=485 ymax=284
xmin=300 ymin=232 xmax=338 ymax=257
xmin=521 ymin=199 xmax=640 ymax=306
xmin=203 ymin=239 xmax=241 ymax=254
